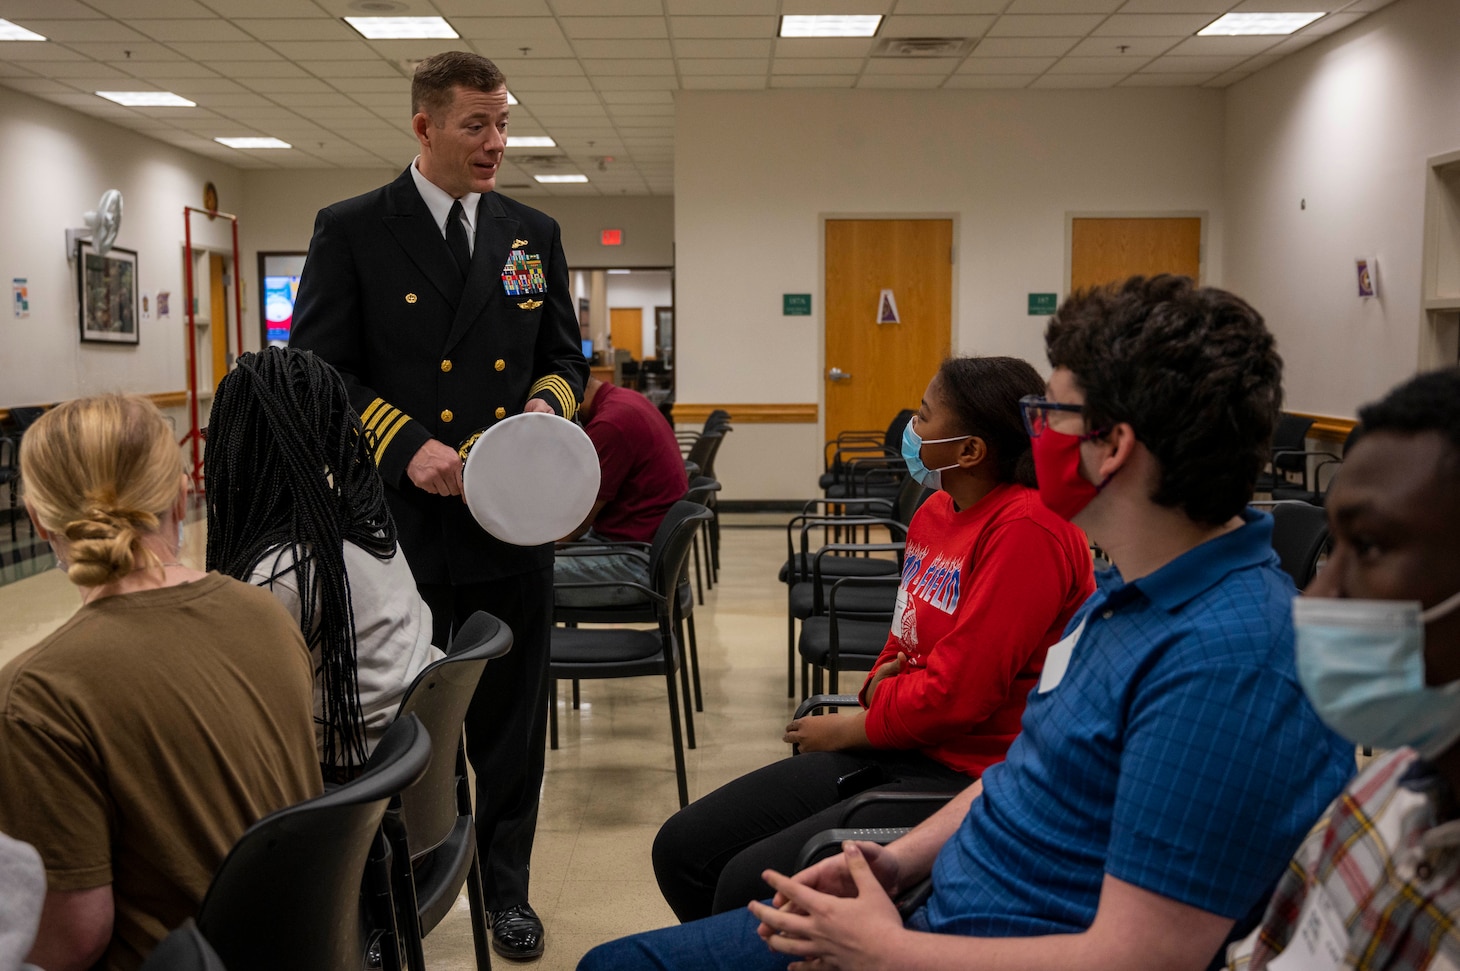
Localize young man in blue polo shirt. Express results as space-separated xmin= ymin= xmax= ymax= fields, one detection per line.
xmin=578 ymin=275 xmax=1353 ymax=971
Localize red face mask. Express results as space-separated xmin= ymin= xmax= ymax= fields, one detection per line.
xmin=1031 ymin=427 xmax=1113 ymax=521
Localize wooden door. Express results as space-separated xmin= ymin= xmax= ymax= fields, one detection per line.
xmin=1069 ymin=217 xmax=1201 ymax=292
xmin=209 ymin=253 xmax=228 ymax=389
xmin=824 ymin=219 xmax=953 ymax=445
xmin=609 ymin=307 xmax=643 ymax=360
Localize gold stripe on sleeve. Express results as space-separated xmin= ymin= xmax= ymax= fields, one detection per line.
xmin=372 ymin=411 xmax=412 ymax=465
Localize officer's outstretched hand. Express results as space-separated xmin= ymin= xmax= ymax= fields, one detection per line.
xmin=523 ymin=398 xmax=554 ymax=415
xmin=408 ymin=439 xmax=465 ymax=497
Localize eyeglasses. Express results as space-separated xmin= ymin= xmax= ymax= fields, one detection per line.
xmin=1019 ymin=395 xmax=1086 ymax=439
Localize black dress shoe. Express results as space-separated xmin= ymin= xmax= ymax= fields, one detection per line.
xmin=489 ymin=903 xmax=545 ymax=961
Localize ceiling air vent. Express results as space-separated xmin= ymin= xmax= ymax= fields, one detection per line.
xmin=871 ymin=37 xmax=974 ymax=58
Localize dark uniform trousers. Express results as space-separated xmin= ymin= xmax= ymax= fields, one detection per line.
xmin=289 ymin=168 xmax=587 ymax=911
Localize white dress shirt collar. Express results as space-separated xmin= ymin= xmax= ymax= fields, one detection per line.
xmin=410 ymin=157 xmax=479 ymax=252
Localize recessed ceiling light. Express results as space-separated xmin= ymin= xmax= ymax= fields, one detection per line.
xmin=96 ymin=91 xmax=196 ymax=107
xmin=215 ymin=136 xmax=292 ymax=149
xmin=1198 ymin=12 xmax=1324 ymax=35
xmin=534 ymin=174 xmax=588 ymax=184
xmin=607 ymin=269 xmax=631 ymax=274
xmin=344 ymin=16 xmax=458 ymax=39
xmin=779 ymin=15 xmax=882 ymax=38
xmin=509 ymin=136 xmax=556 ymax=148
xmin=0 ymin=19 xmax=45 ymax=41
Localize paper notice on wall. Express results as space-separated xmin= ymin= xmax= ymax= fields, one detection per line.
xmin=877 ymin=289 xmax=900 ymax=324
xmin=12 ymin=278 xmax=28 ymax=318
xmin=141 ymin=291 xmax=153 ymax=321
xmin=1356 ymin=258 xmax=1377 ymax=298
xmin=156 ymin=291 xmax=171 ymax=318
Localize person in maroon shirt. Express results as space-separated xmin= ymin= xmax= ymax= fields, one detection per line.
xmin=554 ymin=377 xmax=689 ymax=606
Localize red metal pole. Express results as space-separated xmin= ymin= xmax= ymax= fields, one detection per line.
xmin=230 ymin=214 xmax=243 ymax=364
xmin=182 ymin=207 xmax=201 ymax=489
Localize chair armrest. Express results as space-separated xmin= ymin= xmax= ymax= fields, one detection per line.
xmin=554 ymin=540 xmax=652 ymax=555
xmin=798 ymin=497 xmax=895 ymax=515
xmin=793 ymin=694 xmax=859 ymax=719
xmin=793 ymin=827 xmax=912 ymax=873
xmin=837 ymin=790 xmax=954 ymax=828
xmin=813 ymin=546 xmax=905 ymax=587
xmin=552 ymin=579 xmax=664 ymax=605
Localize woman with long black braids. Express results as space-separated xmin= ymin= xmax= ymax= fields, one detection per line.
xmin=205 ymin=346 xmax=441 ymax=773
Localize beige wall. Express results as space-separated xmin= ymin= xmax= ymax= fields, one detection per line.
xmin=674 ymin=88 xmax=1225 ymax=498
xmin=0 ymin=85 xmax=240 ymax=409
xmin=1224 ymin=0 xmax=1460 ymax=419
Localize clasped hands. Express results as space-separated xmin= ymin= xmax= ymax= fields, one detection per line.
xmin=750 ymin=840 xmax=907 ymax=971
xmin=405 ymin=399 xmax=555 ymax=496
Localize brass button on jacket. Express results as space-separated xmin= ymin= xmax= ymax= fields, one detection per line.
xmin=441 ymin=409 xmax=454 ymax=423
xmin=441 ymin=359 xmax=453 ymax=373
xmin=495 ymin=406 xmax=507 ymax=420
xmin=495 ymin=359 xmax=506 ymax=371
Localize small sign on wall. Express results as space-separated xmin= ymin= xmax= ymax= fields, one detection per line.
xmin=877 ymin=289 xmax=900 ymax=324
xmin=1356 ymin=257 xmax=1377 ymax=298
xmin=1028 ymin=293 xmax=1058 ymax=316
xmin=12 ymin=278 xmax=28 ymax=318
xmin=783 ymin=293 xmax=812 ymax=316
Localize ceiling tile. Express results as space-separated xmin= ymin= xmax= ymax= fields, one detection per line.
xmin=552 ymin=0 xmax=664 ymax=12
xmin=37 ymin=62 xmax=134 ymax=80
xmin=119 ymin=60 xmax=221 ymax=77
xmin=1093 ymin=13 xmax=1215 ymax=34
xmin=192 ymin=91 xmax=273 ymax=105
xmin=666 ymin=0 xmax=780 ymax=12
xmin=675 ymin=57 xmax=767 ymax=74
xmin=1295 ymin=11 xmax=1368 ymax=34
xmin=971 ymin=36 xmax=1078 ymax=55
xmin=593 ymin=75 xmax=679 ymax=89
xmin=943 ymin=74 xmax=1037 ymax=86
xmin=515 ymin=91 xmax=603 ymax=104
xmin=670 ymin=16 xmax=778 ymax=39
xmin=1047 ymin=55 xmax=1145 ymax=72
xmin=671 ymin=38 xmax=773 ymax=57
xmin=1066 ymin=35 xmax=1181 ymax=55
xmin=208 ymin=59 xmax=309 ymax=77
xmin=85 ymin=0 xmax=217 ymax=16
xmin=1114 ymin=0 xmax=1230 ymax=11
xmin=1165 ymin=34 xmax=1282 ymax=54
xmin=770 ymin=75 xmax=858 ymax=87
xmin=958 ymin=55 xmax=1056 ymax=72
xmin=472 ymin=37 xmax=577 ymax=58
xmin=771 ymin=57 xmax=864 ymax=73
xmin=863 ymin=56 xmax=959 ymax=73
xmin=448 ymin=17 xmax=569 ymax=41
xmin=0 ymin=64 xmax=37 ymax=78
xmin=879 ymin=14 xmax=997 ymax=34
xmin=241 ymin=77 xmax=337 ymax=93
xmin=986 ymin=14 xmax=1105 ymax=35
xmin=572 ymin=38 xmax=673 ymax=57
xmin=65 ymin=42 xmax=187 ymax=60
xmin=490 ymin=57 xmax=585 ymax=77
xmin=233 ymin=19 xmax=357 ymax=42
xmin=600 ymin=89 xmax=674 ymax=103
xmin=329 ymin=76 xmax=409 ymax=92
xmin=265 ymin=40 xmax=380 ymax=60
xmin=1200 ymin=70 xmax=1252 ymax=86
xmin=166 ymin=41 xmax=282 ymax=60
xmin=680 ymin=75 xmax=765 ymax=88
xmin=1263 ymin=33 xmax=1324 ymax=54
xmin=782 ymin=0 xmax=892 ymax=12
xmin=0 ymin=44 xmax=89 ymax=61
xmin=1008 ymin=0 xmax=1124 ymax=8
xmin=135 ymin=19 xmax=254 ymax=42
xmin=894 ymin=0 xmax=1010 ymax=11
xmin=1030 ymin=73 xmax=1118 ymax=86
xmin=608 ymin=103 xmax=674 ymax=115
xmin=503 ymin=75 xmax=595 ymax=91
xmin=1118 ymin=71 xmax=1216 ymax=84
xmin=856 ymin=74 xmax=945 ymax=87
xmin=1140 ymin=53 xmax=1248 ymax=70
xmin=0 ymin=0 xmax=104 ymax=18
xmin=429 ymin=0 xmax=553 ymax=14
xmin=168 ymin=77 xmax=249 ymax=92
xmin=579 ymin=58 xmax=674 ymax=75
xmin=197 ymin=0 xmax=335 ymax=14
xmin=273 ymin=91 xmax=356 ymax=106
xmin=1231 ymin=0 xmax=1344 ymax=8
xmin=772 ymin=37 xmax=875 ymax=56
xmin=560 ymin=17 xmax=668 ymax=39
xmin=307 ymin=60 xmax=403 ymax=78
xmin=15 ymin=20 xmax=151 ymax=42
xmin=0 ymin=77 xmax=72 ymax=93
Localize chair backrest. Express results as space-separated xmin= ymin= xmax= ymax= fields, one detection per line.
xmin=882 ymin=409 xmax=916 ymax=453
xmin=8 ymin=406 xmax=44 ymax=435
xmin=647 ymin=500 xmax=716 ymax=599
xmin=684 ymin=475 xmax=721 ymax=507
xmin=893 ymin=476 xmax=935 ymax=526
xmin=139 ymin=921 xmax=228 ymax=971
xmin=1272 ymin=413 xmax=1315 ymax=473
xmin=1268 ymin=500 xmax=1330 ymax=589
xmin=197 ymin=715 xmax=432 ymax=971
xmin=393 ymin=612 xmax=512 ymax=857
xmin=703 ymin=409 xmax=731 ymax=434
xmin=685 ymin=431 xmax=724 ymax=479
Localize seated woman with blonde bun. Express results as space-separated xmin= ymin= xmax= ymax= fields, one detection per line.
xmin=0 ymin=394 xmax=321 ymax=971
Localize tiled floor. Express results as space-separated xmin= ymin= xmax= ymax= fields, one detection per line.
xmin=0 ymin=512 xmax=807 ymax=970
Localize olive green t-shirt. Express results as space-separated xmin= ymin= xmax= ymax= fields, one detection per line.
xmin=0 ymin=573 xmax=323 ymax=971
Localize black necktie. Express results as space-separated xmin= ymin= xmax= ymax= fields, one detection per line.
xmin=446 ymin=199 xmax=471 ymax=277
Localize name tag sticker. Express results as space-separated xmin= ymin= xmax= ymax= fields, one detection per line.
xmin=1268 ymin=884 xmax=1348 ymax=971
xmin=1037 ymin=617 xmax=1086 ymax=694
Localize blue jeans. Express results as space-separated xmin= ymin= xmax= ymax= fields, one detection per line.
xmin=576 ymin=902 xmax=931 ymax=970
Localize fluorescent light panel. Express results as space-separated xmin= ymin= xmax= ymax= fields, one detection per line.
xmin=344 ymin=16 xmax=458 ymax=39
xmin=507 ymin=90 xmax=519 ymax=105
xmin=607 ymin=269 xmax=631 ymax=274
xmin=534 ymin=174 xmax=588 ymax=184
xmin=508 ymin=136 xmax=556 ymax=147
xmin=779 ymin=15 xmax=882 ymax=38
xmin=215 ymin=136 xmax=292 ymax=149
xmin=1198 ymin=11 xmax=1324 ymax=34
xmin=0 ymin=19 xmax=46 ymax=41
xmin=96 ymin=90 xmax=196 ymax=107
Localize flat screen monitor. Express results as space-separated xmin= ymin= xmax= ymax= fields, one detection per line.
xmin=263 ymin=275 xmax=301 ymax=346
xmin=581 ymin=338 xmax=593 ymax=360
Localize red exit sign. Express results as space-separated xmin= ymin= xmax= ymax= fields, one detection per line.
xmin=600 ymin=229 xmax=623 ymax=246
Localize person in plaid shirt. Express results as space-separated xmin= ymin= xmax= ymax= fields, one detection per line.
xmin=1228 ymin=367 xmax=1460 ymax=971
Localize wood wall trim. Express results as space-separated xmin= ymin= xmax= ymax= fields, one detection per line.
xmin=1289 ymin=411 xmax=1358 ymax=443
xmin=673 ymin=403 xmax=818 ymax=425
xmin=1 ymin=391 xmax=192 ymax=424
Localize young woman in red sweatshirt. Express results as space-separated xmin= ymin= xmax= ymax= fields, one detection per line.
xmin=652 ymin=356 xmax=1096 ymax=922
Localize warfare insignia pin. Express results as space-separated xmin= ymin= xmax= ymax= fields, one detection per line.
xmin=518 ymin=299 xmax=543 ymax=310
xmin=513 ymin=238 xmax=528 ymax=248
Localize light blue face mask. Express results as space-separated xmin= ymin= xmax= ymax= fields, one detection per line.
xmin=901 ymin=421 xmax=970 ymax=492
xmin=1294 ymin=589 xmax=1460 ymax=758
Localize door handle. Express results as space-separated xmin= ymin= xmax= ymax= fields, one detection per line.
xmin=828 ymin=367 xmax=852 ymax=383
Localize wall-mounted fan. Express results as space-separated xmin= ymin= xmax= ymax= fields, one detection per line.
xmin=66 ymin=189 xmax=124 ymax=261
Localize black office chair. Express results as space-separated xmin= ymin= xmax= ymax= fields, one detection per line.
xmin=549 ymin=501 xmax=714 ymax=808
xmin=1255 ymin=414 xmax=1315 ymax=495
xmin=799 ymin=574 xmax=900 ymax=696
xmin=196 ymin=715 xmax=432 ymax=971
xmin=139 ymin=921 xmax=228 ymax=971
xmin=1271 ymin=425 xmax=1361 ymax=506
xmin=821 ymin=410 xmax=913 ymax=501
xmin=387 ymin=612 xmax=513 ymax=971
xmin=686 ymin=474 xmax=721 ymax=601
xmin=1267 ymin=500 xmax=1330 ymax=588
xmin=0 ymin=433 xmax=18 ymax=543
xmin=685 ymin=430 xmax=729 ymax=578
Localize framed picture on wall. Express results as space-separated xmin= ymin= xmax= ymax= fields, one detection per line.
xmin=76 ymin=241 xmax=140 ymax=345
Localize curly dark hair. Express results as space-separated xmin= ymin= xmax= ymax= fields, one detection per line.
xmin=1357 ymin=367 xmax=1460 ymax=477
xmin=935 ymin=356 xmax=1045 ymax=488
xmin=1044 ymin=274 xmax=1283 ymax=525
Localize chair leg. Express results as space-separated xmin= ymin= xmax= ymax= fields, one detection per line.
xmin=686 ymin=613 xmax=703 ymax=713
xmin=383 ymin=812 xmax=426 ymax=971
xmin=548 ymin=677 xmax=559 ymax=751
xmin=677 ymin=633 xmax=697 ymax=750
xmin=709 ymin=515 xmax=721 ymax=580
xmin=464 ymin=844 xmax=493 ymax=971
xmin=787 ymin=613 xmax=797 ymax=699
xmin=701 ymin=524 xmax=714 ymax=591
xmin=812 ymin=664 xmax=824 ymax=697
xmin=829 ymin=663 xmax=840 ymax=695
xmin=663 ymin=664 xmax=690 ymax=809
xmin=692 ymin=534 xmax=706 ymax=605
xmin=571 ymin=679 xmax=580 ymax=710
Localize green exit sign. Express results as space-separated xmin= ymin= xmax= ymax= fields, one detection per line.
xmin=783 ymin=293 xmax=812 ymax=316
xmin=1028 ymin=293 xmax=1058 ymax=316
